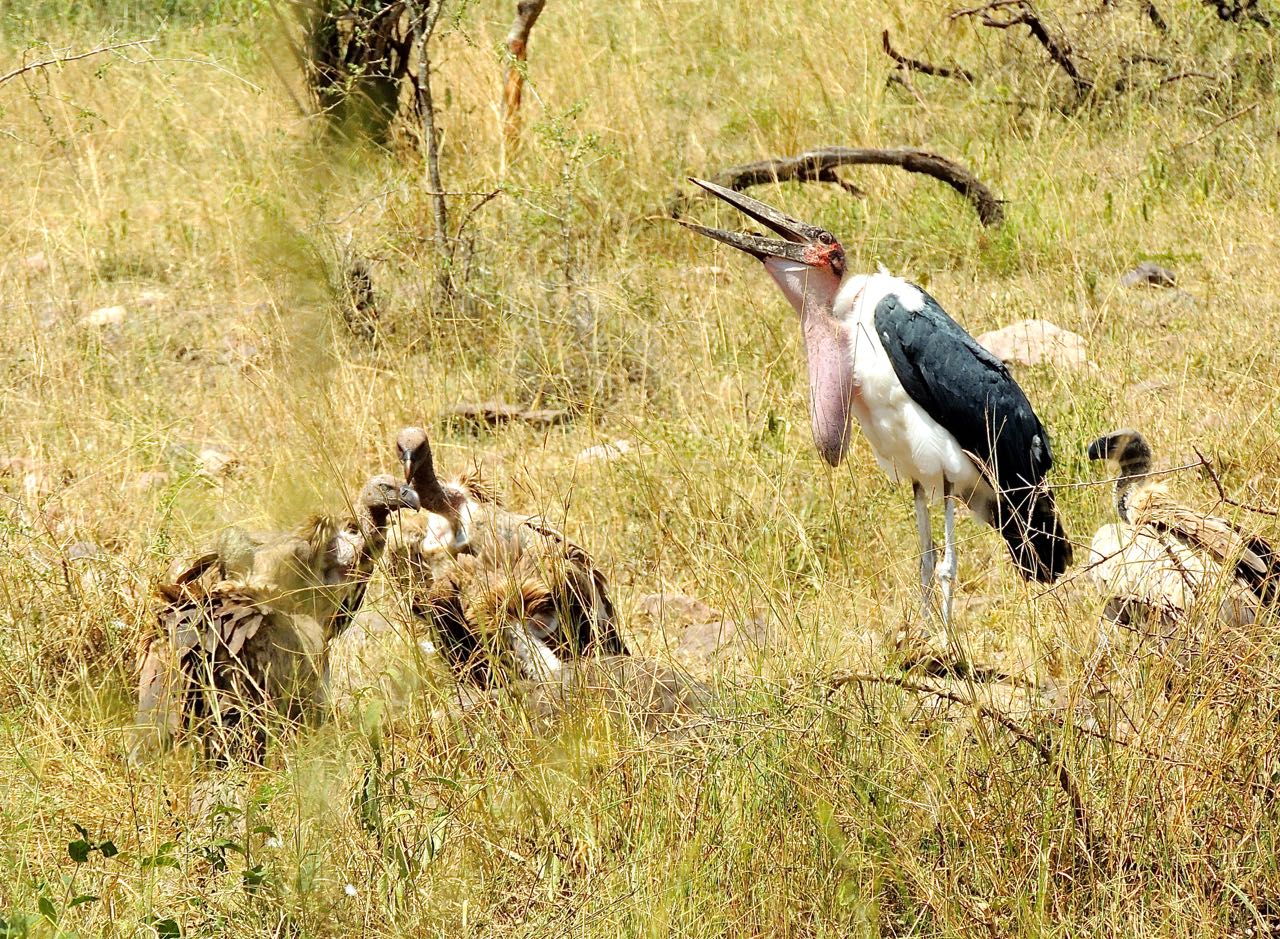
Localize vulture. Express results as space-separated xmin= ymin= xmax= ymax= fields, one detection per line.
xmin=389 ymin=426 xmax=627 ymax=686
xmin=132 ymin=474 xmax=419 ymax=762
xmin=1086 ymin=429 xmax=1280 ymax=630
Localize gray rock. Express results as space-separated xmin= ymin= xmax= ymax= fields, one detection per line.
xmin=1120 ymin=262 xmax=1177 ymax=288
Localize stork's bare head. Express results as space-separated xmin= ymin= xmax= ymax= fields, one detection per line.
xmin=680 ymin=177 xmax=856 ymax=468
xmin=1087 ymin=429 xmax=1153 ymax=476
xmin=679 ymin=177 xmax=846 ymax=280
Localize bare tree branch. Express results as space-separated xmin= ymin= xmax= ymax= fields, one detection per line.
xmin=951 ymin=0 xmax=1094 ymax=97
xmin=676 ymin=146 xmax=1004 ymax=226
xmin=881 ymin=29 xmax=976 ymax=82
xmin=502 ymin=0 xmax=548 ymax=146
xmin=1194 ymin=446 xmax=1280 ymax=518
xmin=0 ymin=38 xmax=157 ymax=90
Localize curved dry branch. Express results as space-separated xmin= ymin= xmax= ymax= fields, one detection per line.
xmin=677 ymin=146 xmax=1004 ymax=226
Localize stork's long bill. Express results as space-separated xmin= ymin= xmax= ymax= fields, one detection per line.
xmin=681 ymin=178 xmax=856 ymax=467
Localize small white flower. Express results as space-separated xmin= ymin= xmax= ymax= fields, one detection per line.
xmin=265 ymin=836 xmax=282 ymax=849
xmin=344 ymin=884 xmax=358 ymax=898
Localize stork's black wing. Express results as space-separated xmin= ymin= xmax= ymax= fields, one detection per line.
xmin=873 ymin=289 xmax=1072 ymax=581
xmin=873 ymin=290 xmax=1050 ymax=491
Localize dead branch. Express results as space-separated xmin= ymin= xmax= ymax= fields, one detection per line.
xmin=1142 ymin=0 xmax=1170 ymax=31
xmin=1194 ymin=446 xmax=1280 ymax=518
xmin=503 ymin=0 xmax=549 ymax=146
xmin=881 ymin=30 xmax=976 ymax=82
xmin=414 ymin=0 xmax=451 ymax=278
xmin=951 ymin=0 xmax=1094 ymax=98
xmin=677 ymin=147 xmax=1003 ymax=226
xmin=828 ymin=671 xmax=1111 ymax=866
xmin=0 ymin=38 xmax=156 ymax=89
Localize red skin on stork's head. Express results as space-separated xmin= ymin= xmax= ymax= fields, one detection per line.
xmin=802 ymin=235 xmax=846 ymax=277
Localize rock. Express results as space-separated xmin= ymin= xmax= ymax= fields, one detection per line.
xmin=22 ymin=252 xmax=49 ymax=275
xmin=975 ymin=319 xmax=1089 ymax=371
xmin=634 ymin=592 xmax=767 ymax=661
xmin=136 ymin=288 xmax=167 ymax=309
xmin=196 ymin=447 xmax=238 ymax=479
xmin=677 ymin=616 xmax=769 ymax=660
xmin=0 ymin=456 xmax=66 ymax=497
xmin=133 ymin=470 xmax=172 ymax=492
xmin=81 ymin=305 xmax=127 ymax=327
xmin=1120 ymin=262 xmax=1176 ymax=289
xmin=635 ymin=592 xmax=721 ymax=625
xmin=575 ymin=439 xmax=634 ymax=464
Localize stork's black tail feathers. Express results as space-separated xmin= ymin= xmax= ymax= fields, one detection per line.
xmin=997 ymin=487 xmax=1073 ymax=583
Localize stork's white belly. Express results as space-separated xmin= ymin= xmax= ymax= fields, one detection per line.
xmin=840 ymin=277 xmax=988 ymax=510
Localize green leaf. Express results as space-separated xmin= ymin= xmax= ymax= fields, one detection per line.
xmin=68 ymin=895 xmax=99 ymax=909
xmin=147 ymin=917 xmax=181 ymax=939
xmin=68 ymin=840 xmax=92 ymax=864
xmin=98 ymin=841 xmax=118 ymax=859
xmin=242 ymin=864 xmax=268 ymax=890
xmin=36 ymin=896 xmax=56 ymax=924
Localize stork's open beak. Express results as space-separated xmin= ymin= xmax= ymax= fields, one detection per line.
xmin=680 ymin=177 xmax=856 ymax=468
xmin=679 ymin=178 xmax=834 ymax=264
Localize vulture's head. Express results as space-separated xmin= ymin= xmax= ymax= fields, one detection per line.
xmin=1087 ymin=429 xmax=1153 ymax=476
xmin=359 ymin=473 xmax=421 ymax=522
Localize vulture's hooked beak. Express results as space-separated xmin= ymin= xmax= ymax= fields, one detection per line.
xmin=399 ymin=485 xmax=422 ymax=512
xmin=680 ymin=177 xmax=856 ymax=468
xmin=400 ymin=448 xmax=415 ymax=485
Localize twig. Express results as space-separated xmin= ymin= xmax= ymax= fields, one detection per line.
xmin=502 ymin=0 xmax=549 ymax=146
xmin=881 ymin=30 xmax=976 ymax=82
xmin=676 ymin=146 xmax=1003 ymax=226
xmin=0 ymin=37 xmax=157 ymax=89
xmin=453 ymin=188 xmax=505 ymax=243
xmin=828 ymin=671 xmax=1111 ymax=866
xmin=951 ymin=0 xmax=1094 ymax=98
xmin=1194 ymin=446 xmax=1280 ymax=518
xmin=1173 ymin=103 xmax=1259 ymax=151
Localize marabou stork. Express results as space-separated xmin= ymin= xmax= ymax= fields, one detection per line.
xmin=392 ymin=427 xmax=627 ymax=685
xmin=681 ymin=179 xmax=1072 ymax=626
xmin=133 ymin=474 xmax=419 ymax=762
xmin=1086 ymin=429 xmax=1280 ymax=628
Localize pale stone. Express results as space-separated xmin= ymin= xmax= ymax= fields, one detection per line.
xmin=976 ymin=319 xmax=1088 ymax=370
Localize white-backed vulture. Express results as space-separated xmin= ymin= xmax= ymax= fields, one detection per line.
xmin=132 ymin=474 xmax=419 ymax=762
xmin=389 ymin=426 xmax=627 ymax=686
xmin=1086 ymin=429 xmax=1279 ymax=631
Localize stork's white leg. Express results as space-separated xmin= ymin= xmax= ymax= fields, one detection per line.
xmin=913 ymin=482 xmax=936 ymax=612
xmin=938 ymin=480 xmax=958 ymax=628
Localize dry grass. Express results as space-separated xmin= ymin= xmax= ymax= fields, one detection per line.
xmin=2 ymin=0 xmax=1280 ymax=934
